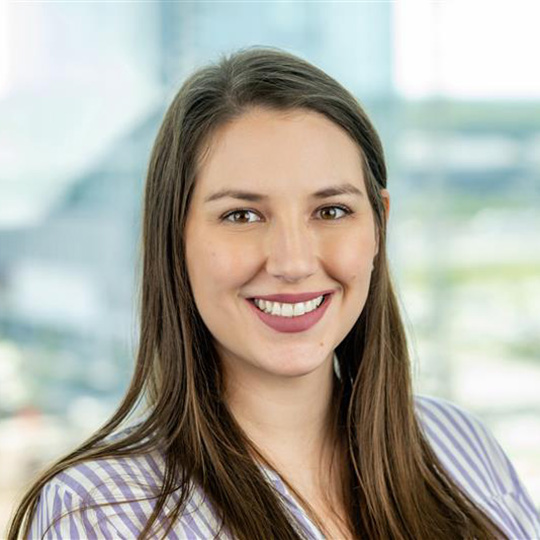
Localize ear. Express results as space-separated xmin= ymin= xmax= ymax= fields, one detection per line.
xmin=374 ymin=188 xmax=390 ymax=257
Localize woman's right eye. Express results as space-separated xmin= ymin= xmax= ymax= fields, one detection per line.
xmin=221 ymin=209 xmax=261 ymax=224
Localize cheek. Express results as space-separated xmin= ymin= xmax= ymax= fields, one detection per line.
xmin=324 ymin=229 xmax=376 ymax=284
xmin=186 ymin=231 xmax=256 ymax=295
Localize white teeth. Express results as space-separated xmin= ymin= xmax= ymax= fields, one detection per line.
xmin=253 ymin=295 xmax=325 ymax=317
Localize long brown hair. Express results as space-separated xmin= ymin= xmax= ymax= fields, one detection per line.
xmin=9 ymin=46 xmax=507 ymax=540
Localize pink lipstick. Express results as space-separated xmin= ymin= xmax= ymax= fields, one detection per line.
xmin=245 ymin=293 xmax=333 ymax=333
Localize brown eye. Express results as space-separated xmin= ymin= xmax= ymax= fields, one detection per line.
xmin=318 ymin=205 xmax=352 ymax=220
xmin=222 ymin=209 xmax=260 ymax=224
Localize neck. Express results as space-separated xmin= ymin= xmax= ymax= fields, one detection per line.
xmin=223 ymin=351 xmax=339 ymax=473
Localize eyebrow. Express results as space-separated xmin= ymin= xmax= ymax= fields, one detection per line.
xmin=204 ymin=182 xmax=363 ymax=203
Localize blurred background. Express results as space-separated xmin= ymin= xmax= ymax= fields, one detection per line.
xmin=1 ymin=0 xmax=539 ymax=532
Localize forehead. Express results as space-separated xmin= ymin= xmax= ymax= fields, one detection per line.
xmin=194 ymin=107 xmax=366 ymax=197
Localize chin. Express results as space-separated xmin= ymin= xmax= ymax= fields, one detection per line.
xmin=258 ymin=352 xmax=327 ymax=378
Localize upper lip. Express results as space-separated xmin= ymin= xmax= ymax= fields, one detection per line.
xmin=248 ymin=290 xmax=335 ymax=303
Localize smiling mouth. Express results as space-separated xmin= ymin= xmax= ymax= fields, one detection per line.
xmin=249 ymin=293 xmax=331 ymax=315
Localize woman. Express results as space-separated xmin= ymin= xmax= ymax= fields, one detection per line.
xmin=8 ymin=46 xmax=540 ymax=540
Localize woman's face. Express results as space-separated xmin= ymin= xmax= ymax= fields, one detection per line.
xmin=185 ymin=107 xmax=389 ymax=382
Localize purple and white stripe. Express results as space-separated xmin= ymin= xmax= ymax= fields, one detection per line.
xmin=28 ymin=395 xmax=540 ymax=539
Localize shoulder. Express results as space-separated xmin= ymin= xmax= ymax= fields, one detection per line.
xmin=51 ymin=449 xmax=165 ymax=500
xmin=413 ymin=393 xmax=518 ymax=497
xmin=27 ymin=426 xmax=224 ymax=539
xmin=44 ymin=421 xmax=167 ymax=504
xmin=413 ymin=394 xmax=540 ymax=539
xmin=28 ymin=449 xmax=166 ymax=539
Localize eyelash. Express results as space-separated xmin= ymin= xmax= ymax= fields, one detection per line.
xmin=220 ymin=204 xmax=354 ymax=224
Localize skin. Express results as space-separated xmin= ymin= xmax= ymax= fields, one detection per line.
xmin=184 ymin=107 xmax=390 ymax=495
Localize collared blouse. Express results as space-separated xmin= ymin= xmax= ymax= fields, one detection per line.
xmin=28 ymin=395 xmax=540 ymax=539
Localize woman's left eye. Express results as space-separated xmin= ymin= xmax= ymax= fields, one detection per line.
xmin=220 ymin=205 xmax=353 ymax=224
xmin=317 ymin=205 xmax=353 ymax=220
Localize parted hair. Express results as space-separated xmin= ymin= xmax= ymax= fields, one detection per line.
xmin=8 ymin=46 xmax=508 ymax=539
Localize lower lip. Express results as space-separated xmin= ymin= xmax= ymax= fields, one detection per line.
xmin=245 ymin=294 xmax=333 ymax=333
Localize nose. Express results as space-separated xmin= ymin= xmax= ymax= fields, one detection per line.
xmin=265 ymin=217 xmax=318 ymax=282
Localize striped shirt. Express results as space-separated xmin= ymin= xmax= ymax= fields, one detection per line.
xmin=28 ymin=395 xmax=540 ymax=539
